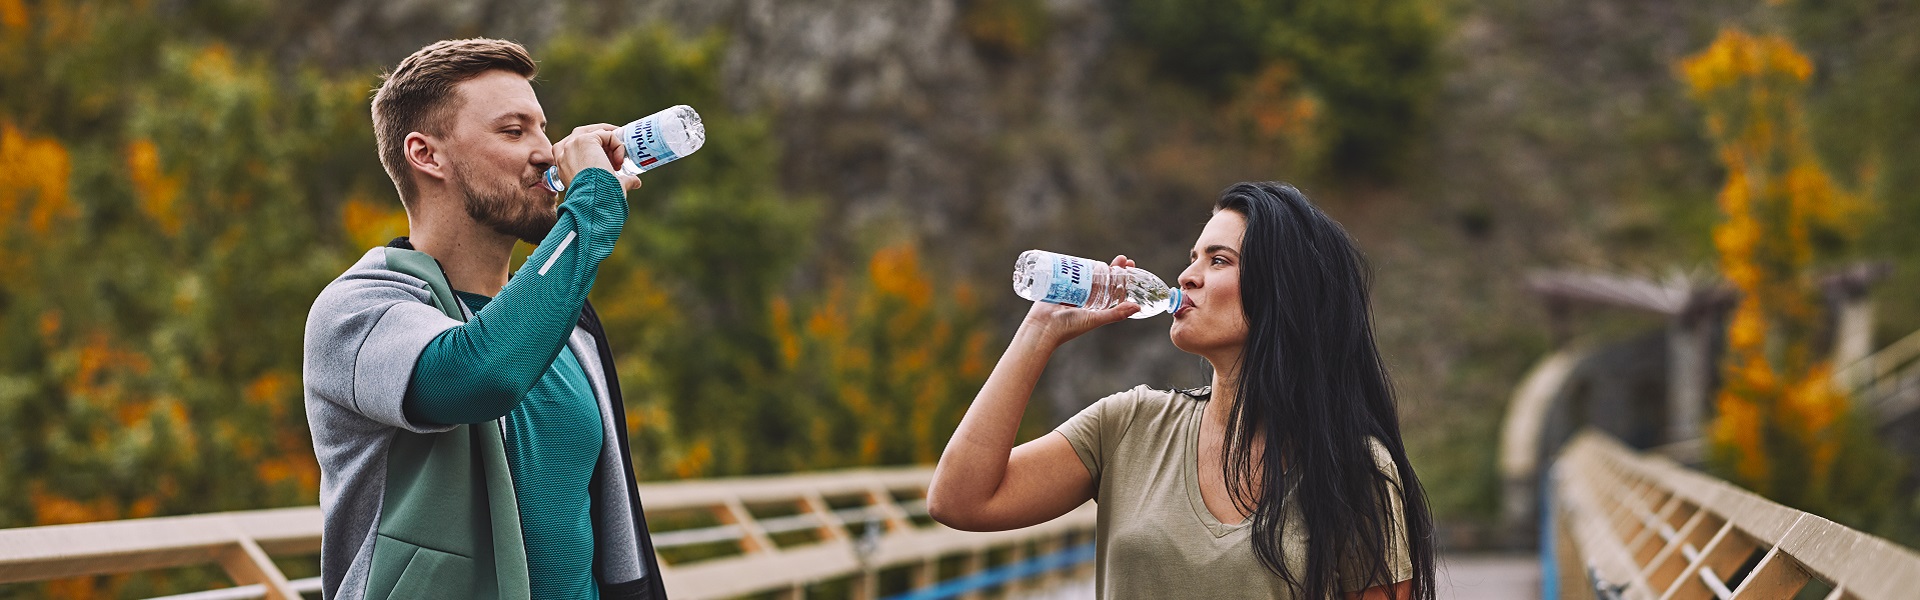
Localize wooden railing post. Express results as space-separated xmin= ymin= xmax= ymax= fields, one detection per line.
xmin=215 ymin=538 xmax=299 ymax=600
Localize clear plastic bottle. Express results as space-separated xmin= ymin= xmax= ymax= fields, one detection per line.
xmin=542 ymin=104 xmax=706 ymax=192
xmin=1011 ymin=250 xmax=1182 ymax=319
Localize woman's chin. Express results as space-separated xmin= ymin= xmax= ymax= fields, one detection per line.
xmin=1168 ymin=325 xmax=1198 ymax=355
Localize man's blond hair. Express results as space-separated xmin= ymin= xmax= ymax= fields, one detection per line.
xmin=371 ymin=38 xmax=537 ymax=206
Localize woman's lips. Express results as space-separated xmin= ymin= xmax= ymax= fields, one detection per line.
xmin=1175 ymin=295 xmax=1196 ymax=317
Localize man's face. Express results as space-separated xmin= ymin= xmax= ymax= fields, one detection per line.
xmin=442 ymin=70 xmax=557 ymax=243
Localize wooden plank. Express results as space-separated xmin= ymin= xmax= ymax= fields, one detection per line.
xmin=866 ymin=485 xmax=916 ymax=533
xmin=0 ymin=512 xmax=272 ymax=583
xmin=1768 ymin=515 xmax=1920 ymax=600
xmin=718 ymin=497 xmax=780 ymax=555
xmin=1641 ymin=510 xmax=1710 ymax=590
xmin=1660 ymin=521 xmax=1754 ymax=600
xmin=215 ymin=538 xmax=300 ymax=600
xmin=802 ymin=491 xmax=851 ymax=542
xmin=1728 ymin=547 xmax=1809 ymax=599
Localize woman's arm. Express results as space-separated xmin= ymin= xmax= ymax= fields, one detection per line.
xmin=926 ymin=256 xmax=1141 ymax=532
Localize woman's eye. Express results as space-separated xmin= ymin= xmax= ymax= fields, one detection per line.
xmin=1211 ymin=256 xmax=1228 ymax=266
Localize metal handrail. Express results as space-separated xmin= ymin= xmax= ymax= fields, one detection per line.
xmin=1548 ymin=430 xmax=1920 ymax=600
xmin=0 ymin=467 xmax=1096 ymax=600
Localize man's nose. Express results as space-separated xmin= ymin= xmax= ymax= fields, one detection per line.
xmin=531 ymin=132 xmax=556 ymax=167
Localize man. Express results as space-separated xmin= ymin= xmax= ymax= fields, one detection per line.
xmin=303 ymin=38 xmax=665 ymax=600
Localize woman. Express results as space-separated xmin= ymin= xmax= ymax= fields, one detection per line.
xmin=927 ymin=182 xmax=1436 ymax=599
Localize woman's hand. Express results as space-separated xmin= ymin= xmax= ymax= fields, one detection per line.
xmin=553 ymin=124 xmax=642 ymax=193
xmin=1019 ymin=255 xmax=1141 ymax=348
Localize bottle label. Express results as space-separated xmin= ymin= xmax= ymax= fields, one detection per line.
xmin=1041 ymin=254 xmax=1096 ymax=307
xmin=622 ymin=116 xmax=680 ymax=172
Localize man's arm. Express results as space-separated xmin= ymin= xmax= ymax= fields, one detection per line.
xmin=404 ymin=168 xmax=627 ymax=424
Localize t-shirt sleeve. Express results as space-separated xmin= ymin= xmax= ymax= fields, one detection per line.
xmin=1052 ymin=385 xmax=1149 ymax=488
xmin=1338 ymin=438 xmax=1416 ymax=592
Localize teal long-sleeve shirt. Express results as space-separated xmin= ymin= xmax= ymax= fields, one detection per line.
xmin=403 ymin=167 xmax=625 ymax=600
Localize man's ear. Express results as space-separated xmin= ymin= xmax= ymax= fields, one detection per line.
xmin=404 ymin=132 xmax=450 ymax=184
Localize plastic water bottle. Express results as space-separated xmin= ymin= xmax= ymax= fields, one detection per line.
xmin=1011 ymin=250 xmax=1183 ymax=319
xmin=542 ymin=105 xmax=706 ymax=192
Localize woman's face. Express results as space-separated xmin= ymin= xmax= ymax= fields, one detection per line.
xmin=1170 ymin=209 xmax=1249 ymax=362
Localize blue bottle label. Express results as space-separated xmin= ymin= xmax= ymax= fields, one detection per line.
xmin=622 ymin=117 xmax=680 ymax=172
xmin=1042 ymin=255 xmax=1095 ymax=306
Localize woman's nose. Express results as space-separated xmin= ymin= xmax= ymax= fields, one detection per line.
xmin=1177 ymin=262 xmax=1201 ymax=289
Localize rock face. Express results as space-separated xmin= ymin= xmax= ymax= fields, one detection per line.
xmin=704 ymin=0 xmax=1179 ymax=419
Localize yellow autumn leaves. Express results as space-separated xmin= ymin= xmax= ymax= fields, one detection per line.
xmin=1682 ymin=28 xmax=1869 ymax=501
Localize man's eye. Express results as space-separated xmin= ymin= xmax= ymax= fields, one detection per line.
xmin=504 ymin=128 xmax=523 ymax=137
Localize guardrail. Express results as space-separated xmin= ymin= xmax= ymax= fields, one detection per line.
xmin=1835 ymin=327 xmax=1920 ymax=421
xmin=0 ymin=466 xmax=1096 ymax=599
xmin=1547 ymin=430 xmax=1920 ymax=600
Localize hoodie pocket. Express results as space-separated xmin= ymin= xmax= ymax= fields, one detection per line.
xmin=366 ymin=535 xmax=476 ymax=600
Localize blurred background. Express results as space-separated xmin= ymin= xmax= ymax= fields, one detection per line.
xmin=3 ymin=0 xmax=1919 ymax=597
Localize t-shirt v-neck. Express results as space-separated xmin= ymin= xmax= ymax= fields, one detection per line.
xmin=1180 ymin=394 xmax=1258 ymax=538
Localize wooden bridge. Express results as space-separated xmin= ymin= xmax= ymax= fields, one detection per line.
xmin=4 ymin=433 xmax=1918 ymax=599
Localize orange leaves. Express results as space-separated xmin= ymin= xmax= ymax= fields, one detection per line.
xmin=254 ymin=451 xmax=320 ymax=495
xmin=0 ymin=0 xmax=24 ymax=31
xmin=753 ymin=241 xmax=997 ymax=469
xmin=770 ymin=296 xmax=803 ymax=367
xmin=341 ymin=195 xmax=410 ymax=250
xmin=67 ymin=331 xmax=153 ymax=404
xmin=1685 ymin=27 xmax=1869 ymax=503
xmin=1680 ymin=29 xmax=1812 ymax=98
xmin=0 ymin=120 xmax=75 ymax=247
xmin=127 ymin=138 xmax=185 ymax=236
xmin=187 ymin=43 xmax=237 ymax=87
xmin=1229 ymin=62 xmax=1322 ymax=147
xmin=869 ymin=244 xmax=934 ymax=310
xmin=38 ymin=309 xmax=62 ymax=341
xmin=674 ymin=438 xmax=714 ymax=479
xmin=962 ymin=0 xmax=1048 ymax=59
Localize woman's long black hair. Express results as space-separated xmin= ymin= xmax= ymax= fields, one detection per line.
xmin=1214 ymin=182 xmax=1435 ymax=599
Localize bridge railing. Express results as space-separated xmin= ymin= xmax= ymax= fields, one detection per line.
xmin=0 ymin=466 xmax=1096 ymax=600
xmin=1835 ymin=327 xmax=1920 ymax=421
xmin=1548 ymin=430 xmax=1920 ymax=600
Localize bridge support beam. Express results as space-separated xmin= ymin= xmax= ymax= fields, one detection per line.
xmin=1666 ymin=310 xmax=1716 ymax=450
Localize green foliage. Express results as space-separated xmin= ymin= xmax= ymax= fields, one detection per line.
xmin=1114 ymin=0 xmax=1443 ymax=177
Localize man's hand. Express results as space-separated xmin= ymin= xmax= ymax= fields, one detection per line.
xmin=553 ymin=124 xmax=642 ymax=193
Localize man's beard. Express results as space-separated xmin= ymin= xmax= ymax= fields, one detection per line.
xmin=452 ymin=158 xmax=559 ymax=244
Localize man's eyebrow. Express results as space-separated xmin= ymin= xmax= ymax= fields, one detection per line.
xmin=491 ymin=112 xmax=543 ymax=126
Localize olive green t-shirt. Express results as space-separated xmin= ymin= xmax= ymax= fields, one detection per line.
xmin=1054 ymin=385 xmax=1413 ymax=599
